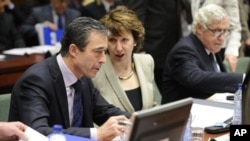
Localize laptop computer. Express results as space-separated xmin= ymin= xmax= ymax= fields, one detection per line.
xmin=125 ymin=97 xmax=193 ymax=141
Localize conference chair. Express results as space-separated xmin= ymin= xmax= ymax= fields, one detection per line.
xmin=0 ymin=93 xmax=11 ymax=121
xmin=223 ymin=57 xmax=250 ymax=73
xmin=35 ymin=25 xmax=63 ymax=45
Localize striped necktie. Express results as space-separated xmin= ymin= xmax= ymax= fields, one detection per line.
xmin=71 ymin=80 xmax=83 ymax=127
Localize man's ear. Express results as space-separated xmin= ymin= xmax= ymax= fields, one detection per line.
xmin=196 ymin=23 xmax=203 ymax=36
xmin=69 ymin=44 xmax=78 ymax=57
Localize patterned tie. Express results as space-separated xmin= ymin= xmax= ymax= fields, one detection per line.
xmin=72 ymin=80 xmax=83 ymax=127
xmin=209 ymin=53 xmax=219 ymax=72
xmin=57 ymin=14 xmax=63 ymax=29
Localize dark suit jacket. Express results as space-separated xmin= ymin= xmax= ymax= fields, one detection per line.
xmin=0 ymin=13 xmax=25 ymax=52
xmin=8 ymin=56 xmax=130 ymax=138
xmin=5 ymin=6 xmax=27 ymax=28
xmin=122 ymin=0 xmax=148 ymax=22
xmin=122 ymin=0 xmax=191 ymax=24
xmin=161 ymin=33 xmax=243 ymax=104
xmin=20 ymin=4 xmax=80 ymax=46
xmin=80 ymin=0 xmax=123 ymax=20
xmin=143 ymin=0 xmax=182 ymax=68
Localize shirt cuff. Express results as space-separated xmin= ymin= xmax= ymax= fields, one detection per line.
xmin=90 ymin=128 xmax=98 ymax=140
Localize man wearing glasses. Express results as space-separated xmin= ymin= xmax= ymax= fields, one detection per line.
xmin=191 ymin=0 xmax=241 ymax=74
xmin=161 ymin=4 xmax=244 ymax=104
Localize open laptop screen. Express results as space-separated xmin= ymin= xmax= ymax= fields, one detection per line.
xmin=126 ymin=97 xmax=193 ymax=141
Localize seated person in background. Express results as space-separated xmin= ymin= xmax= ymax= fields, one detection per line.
xmin=92 ymin=6 xmax=160 ymax=113
xmin=19 ymin=0 xmax=80 ymax=46
xmin=68 ymin=0 xmax=83 ymax=10
xmin=4 ymin=0 xmax=27 ymax=28
xmin=9 ymin=17 xmax=131 ymax=141
xmin=191 ymin=0 xmax=242 ymax=73
xmin=80 ymin=0 xmax=123 ymax=20
xmin=0 ymin=0 xmax=25 ymax=52
xmin=0 ymin=121 xmax=28 ymax=141
xmin=161 ymin=4 xmax=244 ymax=104
xmin=238 ymin=0 xmax=250 ymax=56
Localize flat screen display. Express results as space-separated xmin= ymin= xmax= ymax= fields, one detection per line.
xmin=126 ymin=97 xmax=193 ymax=141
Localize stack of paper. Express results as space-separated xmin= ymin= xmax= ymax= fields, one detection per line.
xmin=207 ymin=93 xmax=234 ymax=104
xmin=191 ymin=103 xmax=233 ymax=128
xmin=3 ymin=44 xmax=61 ymax=56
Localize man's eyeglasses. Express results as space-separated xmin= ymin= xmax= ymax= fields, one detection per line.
xmin=205 ymin=25 xmax=230 ymax=37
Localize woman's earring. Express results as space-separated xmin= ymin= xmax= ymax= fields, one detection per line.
xmin=134 ymin=44 xmax=137 ymax=47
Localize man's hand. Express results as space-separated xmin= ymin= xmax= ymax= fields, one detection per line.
xmin=244 ymin=38 xmax=250 ymax=48
xmin=97 ymin=115 xmax=130 ymax=141
xmin=0 ymin=121 xmax=28 ymax=141
xmin=42 ymin=21 xmax=58 ymax=31
xmin=224 ymin=54 xmax=238 ymax=72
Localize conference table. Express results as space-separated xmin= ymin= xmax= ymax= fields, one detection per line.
xmin=205 ymin=132 xmax=228 ymax=140
xmin=193 ymin=97 xmax=232 ymax=141
xmin=0 ymin=54 xmax=45 ymax=94
xmin=68 ymin=132 xmax=228 ymax=141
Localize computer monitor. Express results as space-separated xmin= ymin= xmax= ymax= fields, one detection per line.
xmin=126 ymin=97 xmax=193 ymax=141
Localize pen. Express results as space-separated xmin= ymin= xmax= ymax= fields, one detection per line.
xmin=118 ymin=120 xmax=132 ymax=126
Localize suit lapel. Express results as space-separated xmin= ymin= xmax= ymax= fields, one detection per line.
xmin=133 ymin=54 xmax=154 ymax=109
xmin=191 ymin=34 xmax=226 ymax=72
xmin=49 ymin=56 xmax=70 ymax=127
xmin=45 ymin=5 xmax=54 ymax=23
xmin=104 ymin=55 xmax=134 ymax=112
xmin=191 ymin=34 xmax=218 ymax=72
xmin=64 ymin=10 xmax=72 ymax=26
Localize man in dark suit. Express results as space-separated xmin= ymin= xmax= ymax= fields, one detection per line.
xmin=4 ymin=0 xmax=27 ymax=28
xmin=143 ymin=0 xmax=184 ymax=91
xmin=121 ymin=0 xmax=147 ymax=23
xmin=9 ymin=17 xmax=131 ymax=141
xmin=0 ymin=0 xmax=25 ymax=52
xmin=19 ymin=0 xmax=80 ymax=46
xmin=80 ymin=0 xmax=123 ymax=20
xmin=161 ymin=4 xmax=244 ymax=104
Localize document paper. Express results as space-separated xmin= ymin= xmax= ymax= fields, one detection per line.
xmin=19 ymin=127 xmax=48 ymax=141
xmin=191 ymin=103 xmax=233 ymax=128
